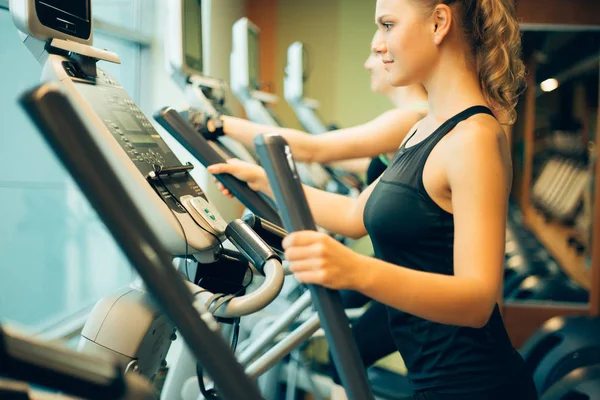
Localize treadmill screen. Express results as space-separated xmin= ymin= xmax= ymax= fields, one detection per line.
xmin=183 ymin=0 xmax=203 ymax=75
xmin=248 ymin=27 xmax=260 ymax=91
xmin=39 ymin=0 xmax=89 ymax=21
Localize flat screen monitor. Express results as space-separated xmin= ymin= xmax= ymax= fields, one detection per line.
xmin=248 ymin=26 xmax=260 ymax=91
xmin=183 ymin=0 xmax=203 ymax=76
xmin=284 ymin=41 xmax=308 ymax=101
xmin=35 ymin=0 xmax=91 ymax=40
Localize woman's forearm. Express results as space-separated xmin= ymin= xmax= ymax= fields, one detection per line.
xmin=222 ymin=116 xmax=317 ymax=161
xmin=356 ymin=256 xmax=497 ymax=328
xmin=327 ymin=158 xmax=371 ymax=175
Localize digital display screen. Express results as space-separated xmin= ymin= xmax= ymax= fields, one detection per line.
xmin=248 ymin=28 xmax=260 ymax=91
xmin=114 ymin=111 xmax=142 ymax=132
xmin=129 ymin=134 xmax=155 ymax=145
xmin=39 ymin=0 xmax=89 ymax=21
xmin=183 ymin=0 xmax=203 ymax=75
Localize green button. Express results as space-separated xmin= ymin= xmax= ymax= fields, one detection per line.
xmin=204 ymin=209 xmax=210 ymax=214
xmin=210 ymin=215 xmax=216 ymax=221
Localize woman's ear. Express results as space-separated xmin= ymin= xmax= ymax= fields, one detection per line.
xmin=432 ymin=4 xmax=453 ymax=45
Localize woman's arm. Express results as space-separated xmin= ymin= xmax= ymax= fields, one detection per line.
xmin=301 ymin=179 xmax=378 ymax=238
xmin=284 ymin=121 xmax=510 ymax=328
xmin=221 ymin=108 xmax=425 ymax=163
xmin=327 ymin=158 xmax=371 ymax=175
xmin=207 ymin=161 xmax=379 ymax=238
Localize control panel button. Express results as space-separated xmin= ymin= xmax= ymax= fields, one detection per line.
xmin=181 ymin=195 xmax=227 ymax=235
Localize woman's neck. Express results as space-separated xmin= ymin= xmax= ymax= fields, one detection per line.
xmin=422 ymin=53 xmax=488 ymax=124
xmin=388 ymin=85 xmax=429 ymax=110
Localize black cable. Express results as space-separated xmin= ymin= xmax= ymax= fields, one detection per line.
xmin=194 ymin=266 xmax=253 ymax=399
xmin=150 ymin=167 xmax=192 ymax=280
xmin=196 ymin=362 xmax=220 ymax=399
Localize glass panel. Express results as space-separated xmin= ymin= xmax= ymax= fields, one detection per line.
xmin=0 ymin=10 xmax=134 ymax=332
xmin=92 ymin=0 xmax=138 ymax=30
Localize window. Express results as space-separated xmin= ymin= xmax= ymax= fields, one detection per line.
xmin=93 ymin=0 xmax=140 ymax=30
xmin=0 ymin=6 xmax=148 ymax=333
xmin=94 ymin=34 xmax=140 ymax=99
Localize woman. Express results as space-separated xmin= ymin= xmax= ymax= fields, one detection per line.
xmin=213 ymin=30 xmax=425 ymax=385
xmin=209 ymin=0 xmax=534 ymax=398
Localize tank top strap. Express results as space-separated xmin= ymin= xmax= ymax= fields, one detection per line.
xmin=417 ymin=105 xmax=495 ymax=155
xmin=408 ymin=105 xmax=495 ymax=193
xmin=445 ymin=105 xmax=495 ymax=127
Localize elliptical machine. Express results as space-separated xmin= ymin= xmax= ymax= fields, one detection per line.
xmin=10 ymin=0 xmax=285 ymax=396
xmin=20 ymin=77 xmax=377 ymax=400
xmin=283 ymin=41 xmax=329 ymax=135
xmin=230 ymin=17 xmax=355 ymax=196
xmin=18 ymin=81 xmax=267 ymax=400
xmin=165 ymin=0 xmax=258 ymax=165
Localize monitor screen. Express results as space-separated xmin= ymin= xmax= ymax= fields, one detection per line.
xmin=38 ymin=0 xmax=89 ymax=21
xmin=248 ymin=27 xmax=260 ymax=91
xmin=183 ymin=0 xmax=203 ymax=75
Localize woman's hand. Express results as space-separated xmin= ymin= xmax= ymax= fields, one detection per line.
xmin=283 ymin=231 xmax=364 ymax=291
xmin=207 ymin=159 xmax=272 ymax=197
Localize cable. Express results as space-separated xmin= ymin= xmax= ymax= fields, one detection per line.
xmin=194 ymin=265 xmax=253 ymax=400
xmin=196 ymin=362 xmax=220 ymax=399
xmin=150 ymin=166 xmax=192 ymax=280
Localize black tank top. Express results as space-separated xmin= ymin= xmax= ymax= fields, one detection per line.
xmin=363 ymin=106 xmax=517 ymax=393
xmin=366 ymin=156 xmax=388 ymax=185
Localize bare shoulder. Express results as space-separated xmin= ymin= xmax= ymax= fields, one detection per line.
xmin=440 ymin=114 xmax=512 ymax=189
xmin=442 ymin=114 xmax=507 ymax=157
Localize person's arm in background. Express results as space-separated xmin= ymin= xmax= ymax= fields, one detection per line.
xmin=220 ymin=108 xmax=425 ymax=163
xmin=328 ymin=158 xmax=372 ymax=175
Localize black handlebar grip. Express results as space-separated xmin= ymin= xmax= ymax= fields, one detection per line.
xmin=241 ymin=213 xmax=287 ymax=254
xmin=254 ymin=134 xmax=375 ymax=400
xmin=225 ymin=219 xmax=280 ymax=274
xmin=253 ymin=135 xmax=316 ymax=232
xmin=153 ymin=107 xmax=283 ymax=226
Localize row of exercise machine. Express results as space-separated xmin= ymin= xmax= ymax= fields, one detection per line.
xmin=1 ymin=0 xmax=600 ymax=399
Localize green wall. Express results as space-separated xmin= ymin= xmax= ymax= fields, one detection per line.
xmin=335 ymin=0 xmax=391 ymax=127
xmin=272 ymin=0 xmax=391 ymax=130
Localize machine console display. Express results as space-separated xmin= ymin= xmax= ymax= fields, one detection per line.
xmin=35 ymin=0 xmax=91 ymax=39
xmin=248 ymin=27 xmax=260 ymax=91
xmin=63 ymin=62 xmax=208 ymax=214
xmin=183 ymin=0 xmax=203 ymax=76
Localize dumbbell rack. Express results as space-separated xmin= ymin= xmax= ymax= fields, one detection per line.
xmin=503 ymin=53 xmax=600 ymax=348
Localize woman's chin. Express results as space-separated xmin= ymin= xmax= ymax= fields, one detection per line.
xmin=386 ymin=70 xmax=414 ymax=88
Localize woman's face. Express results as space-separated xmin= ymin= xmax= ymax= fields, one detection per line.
xmin=364 ymin=30 xmax=392 ymax=94
xmin=375 ymin=0 xmax=437 ymax=87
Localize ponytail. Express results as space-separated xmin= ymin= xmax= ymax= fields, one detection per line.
xmin=414 ymin=0 xmax=526 ymax=124
xmin=473 ymin=0 xmax=526 ymax=124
